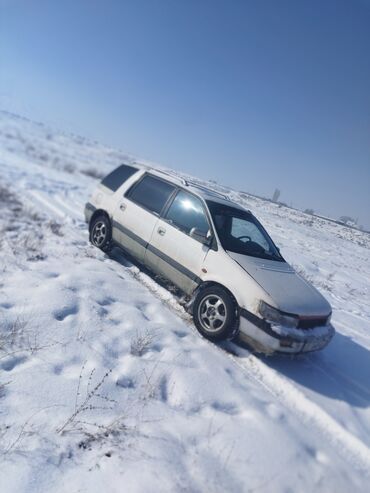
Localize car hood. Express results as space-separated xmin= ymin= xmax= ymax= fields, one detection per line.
xmin=228 ymin=252 xmax=331 ymax=317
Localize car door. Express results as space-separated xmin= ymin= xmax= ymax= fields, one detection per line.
xmin=112 ymin=174 xmax=176 ymax=263
xmin=145 ymin=190 xmax=212 ymax=294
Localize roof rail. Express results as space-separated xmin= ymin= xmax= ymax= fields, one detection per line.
xmin=185 ymin=181 xmax=231 ymax=201
xmin=134 ymin=163 xmax=230 ymax=201
xmin=148 ymin=168 xmax=189 ymax=186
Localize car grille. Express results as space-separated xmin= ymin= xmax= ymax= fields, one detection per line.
xmin=298 ymin=317 xmax=328 ymax=329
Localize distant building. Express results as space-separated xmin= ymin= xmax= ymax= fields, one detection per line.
xmin=272 ymin=188 xmax=280 ymax=202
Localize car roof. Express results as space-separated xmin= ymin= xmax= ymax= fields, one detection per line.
xmin=140 ymin=166 xmax=246 ymax=211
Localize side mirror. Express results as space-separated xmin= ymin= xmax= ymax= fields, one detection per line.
xmin=190 ymin=227 xmax=212 ymax=245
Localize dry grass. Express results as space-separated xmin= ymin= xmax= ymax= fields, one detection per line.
xmin=130 ymin=328 xmax=156 ymax=357
xmin=57 ymin=363 xmax=116 ymax=434
xmin=0 ymin=186 xmax=17 ymax=205
xmin=0 ymin=311 xmax=59 ymax=360
xmin=63 ymin=163 xmax=75 ymax=174
xmin=0 ymin=182 xmax=48 ymax=261
xmin=47 ymin=219 xmax=64 ymax=237
xmin=0 ymin=313 xmax=29 ymax=352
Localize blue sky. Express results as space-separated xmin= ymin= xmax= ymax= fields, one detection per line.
xmin=1 ymin=0 xmax=369 ymax=227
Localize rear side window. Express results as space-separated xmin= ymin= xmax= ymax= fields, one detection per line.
xmin=101 ymin=164 xmax=138 ymax=192
xmin=127 ymin=175 xmax=175 ymax=215
xmin=165 ymin=190 xmax=209 ymax=235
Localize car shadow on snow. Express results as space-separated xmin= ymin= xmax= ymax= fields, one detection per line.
xmin=255 ymin=332 xmax=370 ymax=409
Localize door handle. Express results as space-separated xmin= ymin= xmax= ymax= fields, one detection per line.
xmin=119 ymin=203 xmax=126 ymax=212
xmin=157 ymin=227 xmax=166 ymax=236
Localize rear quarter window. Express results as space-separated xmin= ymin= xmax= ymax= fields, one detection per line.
xmin=101 ymin=164 xmax=138 ymax=192
xmin=127 ymin=175 xmax=175 ymax=215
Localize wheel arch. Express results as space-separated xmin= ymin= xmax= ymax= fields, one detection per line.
xmin=192 ymin=281 xmax=240 ymax=314
xmin=89 ymin=209 xmax=111 ymax=231
xmin=191 ymin=280 xmax=240 ymax=340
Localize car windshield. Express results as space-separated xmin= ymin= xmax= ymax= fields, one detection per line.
xmin=207 ymin=201 xmax=284 ymax=262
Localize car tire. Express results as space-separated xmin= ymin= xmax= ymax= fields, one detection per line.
xmin=89 ymin=214 xmax=112 ymax=252
xmin=193 ymin=286 xmax=238 ymax=341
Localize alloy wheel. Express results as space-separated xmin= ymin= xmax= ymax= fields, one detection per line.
xmin=92 ymin=220 xmax=107 ymax=247
xmin=198 ymin=294 xmax=227 ymax=332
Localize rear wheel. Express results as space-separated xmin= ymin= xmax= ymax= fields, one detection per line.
xmin=89 ymin=214 xmax=112 ymax=252
xmin=193 ymin=286 xmax=238 ymax=341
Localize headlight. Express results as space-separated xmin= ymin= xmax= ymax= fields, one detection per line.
xmin=259 ymin=301 xmax=298 ymax=328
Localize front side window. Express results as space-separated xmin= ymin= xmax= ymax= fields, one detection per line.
xmin=165 ymin=191 xmax=209 ymax=235
xmin=101 ymin=164 xmax=138 ymax=192
xmin=207 ymin=201 xmax=284 ymax=262
xmin=127 ymin=175 xmax=175 ymax=215
xmin=231 ymin=217 xmax=270 ymax=251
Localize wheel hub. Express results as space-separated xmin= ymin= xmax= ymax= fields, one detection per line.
xmin=92 ymin=221 xmax=107 ymax=246
xmin=207 ymin=307 xmax=216 ymax=318
xmin=198 ymin=294 xmax=227 ymax=332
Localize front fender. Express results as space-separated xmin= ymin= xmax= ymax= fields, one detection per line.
xmin=201 ymin=249 xmax=274 ymax=316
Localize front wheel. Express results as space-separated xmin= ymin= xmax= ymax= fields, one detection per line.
xmin=89 ymin=215 xmax=112 ymax=252
xmin=193 ymin=286 xmax=238 ymax=341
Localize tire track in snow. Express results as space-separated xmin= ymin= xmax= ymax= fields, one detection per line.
xmin=28 ymin=190 xmax=69 ymax=219
xmin=27 ymin=189 xmax=84 ymax=222
xmin=52 ymin=194 xmax=84 ymax=220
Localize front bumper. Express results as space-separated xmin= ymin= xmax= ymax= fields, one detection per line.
xmin=238 ymin=309 xmax=335 ymax=354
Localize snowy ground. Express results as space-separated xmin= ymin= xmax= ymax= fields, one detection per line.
xmin=0 ymin=110 xmax=369 ymax=492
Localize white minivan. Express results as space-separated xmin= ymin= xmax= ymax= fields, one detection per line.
xmin=85 ymin=164 xmax=334 ymax=354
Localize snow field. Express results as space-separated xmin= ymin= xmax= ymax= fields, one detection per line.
xmin=0 ymin=111 xmax=370 ymax=492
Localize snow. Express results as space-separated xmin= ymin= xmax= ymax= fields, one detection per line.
xmin=0 ymin=110 xmax=370 ymax=492
xmin=269 ymin=322 xmax=332 ymax=339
